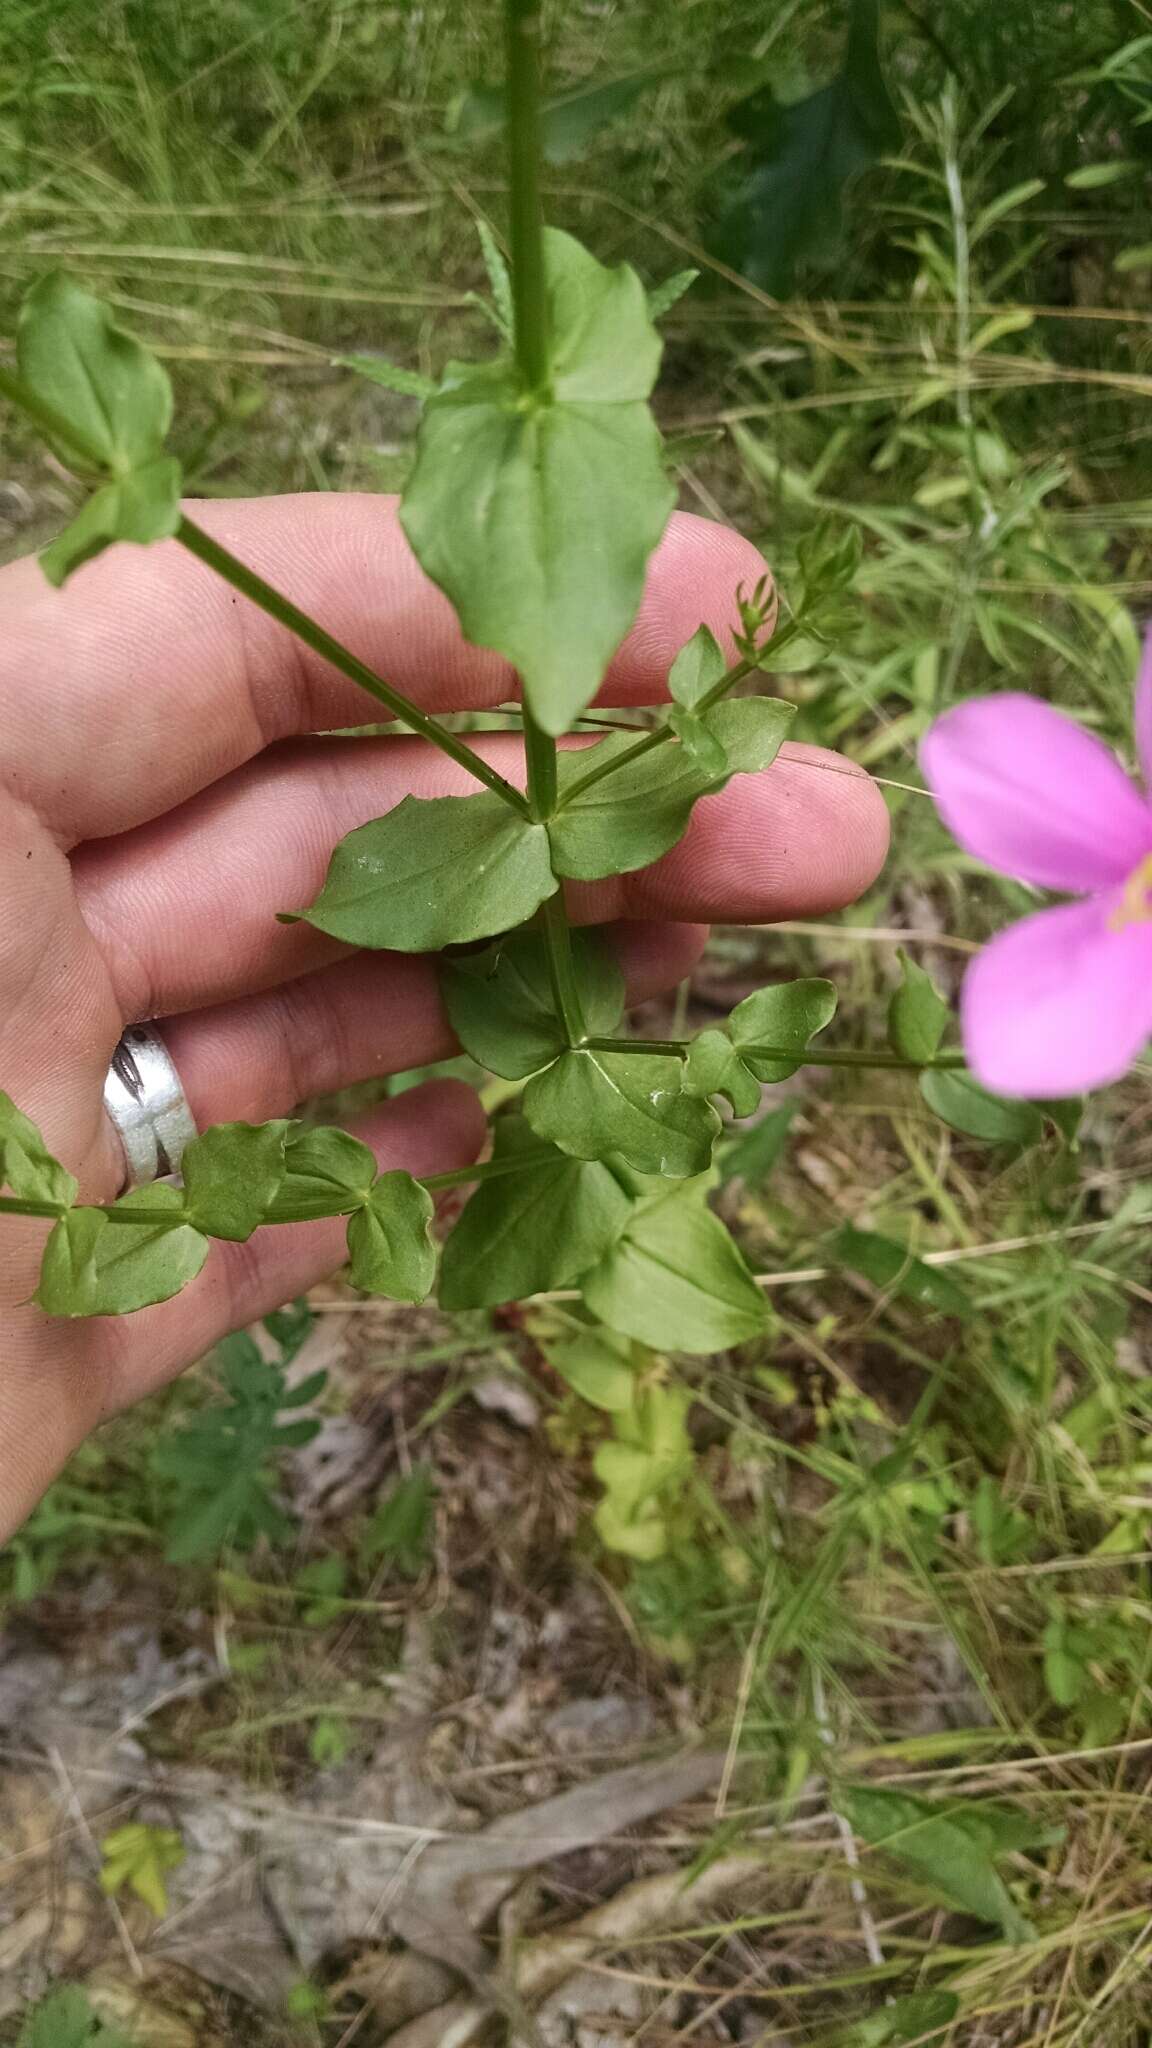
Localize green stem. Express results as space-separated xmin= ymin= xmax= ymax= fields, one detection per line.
xmin=522 ymin=705 xmax=558 ymax=821
xmin=554 ymin=653 xmax=760 ymax=808
xmin=176 ymin=518 xmax=532 ymax=818
xmin=582 ymin=1036 xmax=968 ymax=1073
xmin=504 ymin=0 xmax=551 ymax=395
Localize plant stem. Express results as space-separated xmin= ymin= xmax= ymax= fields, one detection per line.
xmin=554 ymin=653 xmax=761 ymax=808
xmin=176 ymin=517 xmax=532 ymax=817
xmin=582 ymin=1036 xmax=968 ymax=1073
xmin=503 ymin=0 xmax=551 ymax=395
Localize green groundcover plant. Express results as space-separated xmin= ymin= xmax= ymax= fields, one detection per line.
xmin=0 ymin=2 xmax=1136 ymax=1548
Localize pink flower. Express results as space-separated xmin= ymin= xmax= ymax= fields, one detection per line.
xmin=921 ymin=639 xmax=1152 ymax=1098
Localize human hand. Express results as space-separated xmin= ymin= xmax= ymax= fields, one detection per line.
xmin=0 ymin=496 xmax=888 ymax=1539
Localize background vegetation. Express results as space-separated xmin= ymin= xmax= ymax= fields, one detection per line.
xmin=3 ymin=2 xmax=1152 ymax=2043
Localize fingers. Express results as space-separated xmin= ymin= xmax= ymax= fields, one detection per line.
xmin=163 ymin=921 xmax=709 ymax=1127
xmin=1 ymin=497 xmax=771 ymax=843
xmin=75 ymin=734 xmax=889 ymax=1019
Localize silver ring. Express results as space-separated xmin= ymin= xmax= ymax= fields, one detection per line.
xmin=103 ymin=1024 xmax=198 ymax=1189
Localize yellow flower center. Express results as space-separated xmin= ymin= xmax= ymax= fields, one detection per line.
xmin=1110 ymin=853 xmax=1152 ymax=931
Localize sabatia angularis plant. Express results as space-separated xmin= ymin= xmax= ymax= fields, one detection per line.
xmin=0 ymin=3 xmax=1087 ymax=1480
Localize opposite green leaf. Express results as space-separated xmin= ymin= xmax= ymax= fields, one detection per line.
xmin=888 ymin=948 xmax=949 ymax=1064
xmin=439 ymin=1115 xmax=632 ymax=1308
xmin=584 ymin=1178 xmax=770 ymax=1353
xmin=668 ymin=624 xmax=727 ymax=709
xmin=290 ymin=791 xmax=555 ymax=952
xmin=524 ymin=1048 xmax=720 ymax=1177
xmin=728 ymin=977 xmax=838 ymax=1081
xmin=920 ymin=1068 xmax=1044 ymax=1146
xmin=400 ymin=229 xmax=674 ymax=734
xmin=36 ymin=1186 xmax=208 ymax=1317
xmin=265 ymin=1124 xmax=378 ymax=1221
xmin=181 ymin=1120 xmax=290 ymax=1241
xmin=440 ymin=929 xmax=624 ymax=1080
xmin=683 ymin=1028 xmax=762 ymax=1117
xmin=346 ymin=1171 xmax=436 ymax=1301
xmin=0 ymin=1091 xmax=78 ymax=1207
xmin=40 ymin=456 xmax=184 ymax=587
xmin=18 ymin=272 xmax=173 ymax=470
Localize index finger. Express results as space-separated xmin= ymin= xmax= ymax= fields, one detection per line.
xmin=0 ymin=495 xmax=773 ymax=843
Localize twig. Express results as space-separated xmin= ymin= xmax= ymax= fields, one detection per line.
xmin=811 ymin=1674 xmax=885 ymax=1973
xmin=48 ymin=1745 xmax=146 ymax=1984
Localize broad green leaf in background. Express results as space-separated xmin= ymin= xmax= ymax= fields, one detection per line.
xmin=345 ymin=1171 xmax=436 ymax=1301
xmin=455 ymin=67 xmax=670 ymax=163
xmin=17 ymin=1987 xmax=134 ymax=2048
xmin=438 ymin=1116 xmax=633 ymax=1307
xmin=594 ymin=1382 xmax=693 ymax=1560
xmin=838 ymin=1990 xmax=961 ymax=2046
xmin=683 ymin=1028 xmax=762 ymax=1117
xmin=441 ymin=929 xmax=624 ymax=1079
xmin=265 ymin=1125 xmax=378 ymax=1221
xmin=837 ymin=1783 xmax=1033 ymax=1941
xmin=710 ymin=0 xmax=901 ymax=294
xmin=0 ymin=1090 xmax=78 ymax=1207
xmin=828 ymin=1225 xmax=972 ymax=1316
xmin=888 ymin=948 xmax=949 ymax=1064
xmin=584 ymin=1178 xmax=770 ymax=1352
xmin=99 ymin=1821 xmax=185 ymax=1918
xmin=543 ymin=1325 xmax=638 ymax=1411
xmin=18 ymin=273 xmax=173 ymax=469
xmin=401 ymin=229 xmax=674 ymax=734
xmin=523 ymin=1048 xmax=720 ymax=1177
xmin=920 ymin=1068 xmax=1044 ymax=1145
xmin=36 ymin=1188 xmax=208 ymax=1317
xmin=719 ymin=1099 xmax=800 ymax=1186
xmin=360 ymin=1465 xmax=436 ymax=1577
xmin=181 ymin=1119 xmax=290 ymax=1241
xmin=289 ymin=791 xmax=555 ymax=952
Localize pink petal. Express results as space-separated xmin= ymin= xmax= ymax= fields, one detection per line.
xmin=1135 ymin=626 xmax=1152 ymax=793
xmin=962 ymin=896 xmax=1152 ymax=1096
xmin=922 ymin=694 xmax=1152 ymax=892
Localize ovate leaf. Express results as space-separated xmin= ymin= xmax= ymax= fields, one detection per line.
xmin=888 ymin=949 xmax=949 ymax=1063
xmin=401 ymin=229 xmax=674 ymax=734
xmin=683 ymin=1028 xmax=762 ymax=1118
xmin=584 ymin=1179 xmax=770 ymax=1353
xmin=719 ymin=1099 xmax=799 ymax=1186
xmin=710 ymin=0 xmax=901 ymax=294
xmin=18 ymin=272 xmax=173 ymax=469
xmin=454 ymin=68 xmax=669 ymax=165
xmin=837 ymin=1783 xmax=1033 ymax=1942
xmin=36 ymin=1186 xmax=208 ymax=1317
xmin=828 ymin=1225 xmax=972 ymax=1317
xmin=361 ymin=1465 xmax=436 ymax=1576
xmin=838 ymin=1990 xmax=960 ymax=2046
xmin=544 ymin=1326 xmax=638 ymax=1411
xmin=441 ymin=929 xmax=624 ymax=1080
xmin=920 ymin=1068 xmax=1044 ymax=1146
xmin=289 ymin=791 xmax=555 ymax=952
xmin=345 ymin=1171 xmax=436 ymax=1301
xmin=439 ymin=1116 xmax=632 ymax=1307
xmin=523 ymin=1048 xmax=720 ymax=1176
xmin=669 ymin=624 xmax=727 ymax=708
xmin=728 ymin=977 xmax=838 ymax=1081
xmin=265 ymin=1125 xmax=378 ymax=1221
xmin=181 ymin=1119 xmax=291 ymax=1241
xmin=0 ymin=1091 xmax=77 ymax=1207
